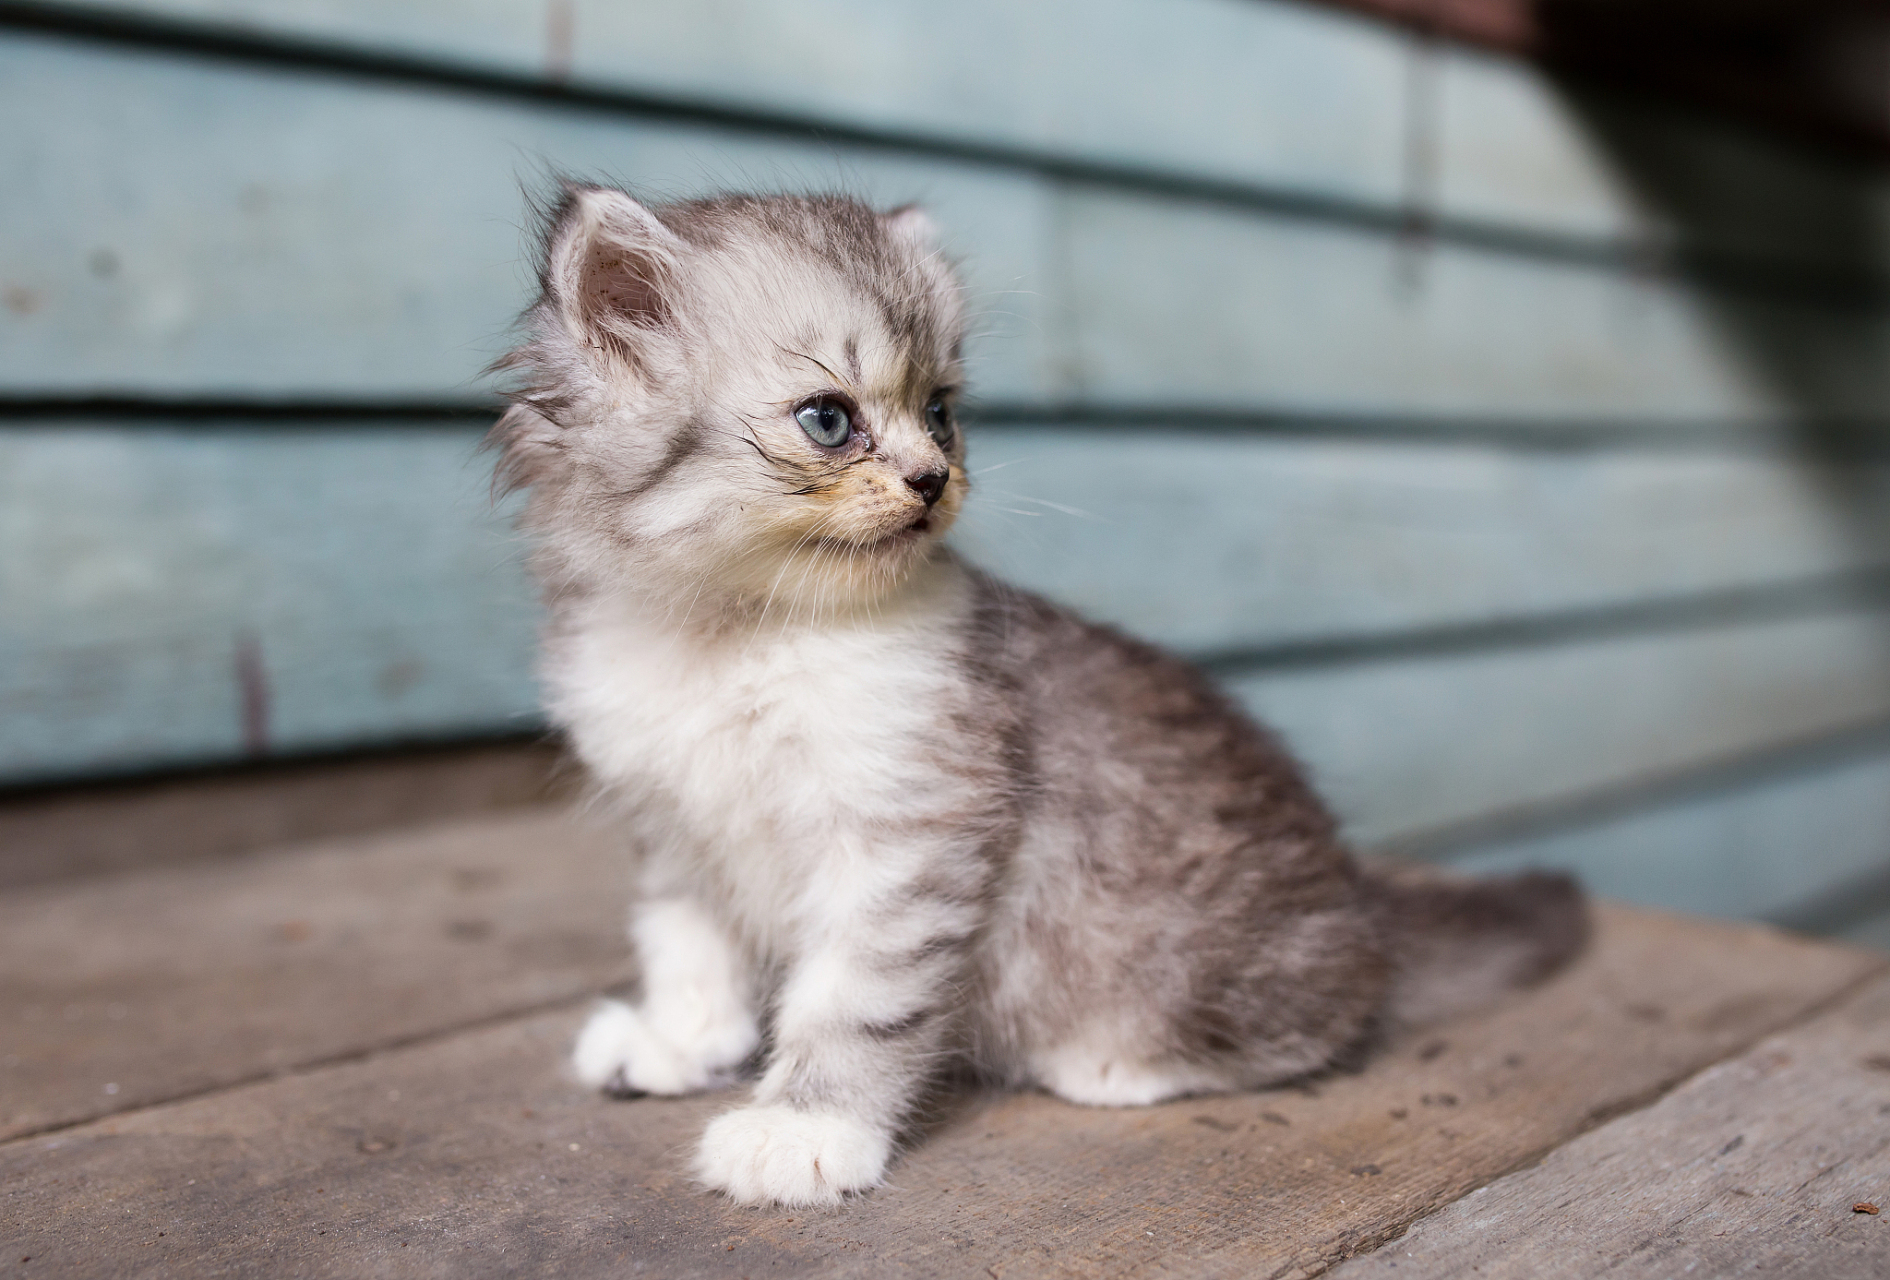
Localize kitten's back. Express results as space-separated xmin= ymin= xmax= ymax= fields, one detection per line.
xmin=965 ymin=570 xmax=1588 ymax=1075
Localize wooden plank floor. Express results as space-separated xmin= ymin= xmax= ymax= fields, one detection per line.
xmin=2 ymin=807 xmax=1883 ymax=1278
xmin=1331 ymin=971 xmax=1890 ymax=1278
xmin=0 ymin=809 xmax=633 ymax=1140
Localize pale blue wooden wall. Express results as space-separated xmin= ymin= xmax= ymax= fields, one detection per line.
xmin=7 ymin=0 xmax=1890 ymax=938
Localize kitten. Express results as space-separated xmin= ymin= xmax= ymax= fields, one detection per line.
xmin=488 ymin=184 xmax=1588 ymax=1207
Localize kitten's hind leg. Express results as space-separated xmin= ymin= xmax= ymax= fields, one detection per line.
xmin=573 ymin=897 xmax=758 ymax=1096
xmin=1030 ymin=1030 xmax=1232 ymax=1107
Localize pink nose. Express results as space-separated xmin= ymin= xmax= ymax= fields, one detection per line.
xmin=905 ymin=469 xmax=948 ymax=507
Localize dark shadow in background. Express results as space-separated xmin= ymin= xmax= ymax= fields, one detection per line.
xmin=1531 ymin=0 xmax=1890 ymax=933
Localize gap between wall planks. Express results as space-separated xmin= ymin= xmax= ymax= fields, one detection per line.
xmin=0 ymin=737 xmax=576 ymax=890
xmin=0 ymin=801 xmax=1882 ymax=1276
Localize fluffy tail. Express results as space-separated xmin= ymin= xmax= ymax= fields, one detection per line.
xmin=1358 ymin=863 xmax=1591 ymax=1027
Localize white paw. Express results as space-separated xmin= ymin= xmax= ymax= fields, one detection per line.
xmin=572 ymin=999 xmax=750 ymax=1096
xmin=694 ymin=1104 xmax=891 ymax=1206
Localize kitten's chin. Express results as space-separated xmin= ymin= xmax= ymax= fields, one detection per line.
xmin=762 ymin=522 xmax=939 ymax=602
xmin=821 ymin=522 xmax=929 ymax=557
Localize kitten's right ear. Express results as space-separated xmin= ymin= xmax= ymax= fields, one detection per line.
xmin=544 ymin=185 xmax=686 ymax=369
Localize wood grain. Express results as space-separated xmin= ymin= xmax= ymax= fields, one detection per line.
xmin=12 ymin=422 xmax=1890 ymax=862
xmin=0 ymin=892 xmax=1876 ymax=1278
xmin=1232 ymin=606 xmax=1890 ymax=849
xmin=0 ymin=30 xmax=1058 ymax=402
xmin=1331 ymin=971 xmax=1890 ymax=1278
xmin=0 ymin=424 xmax=542 ymax=782
xmin=1059 ymin=187 xmax=1890 ymax=420
xmin=6 ymin=32 xmax=1887 ymax=417
xmin=18 ymin=0 xmax=1890 ymax=278
xmin=960 ymin=429 xmax=1890 ymax=656
xmin=1446 ymin=735 xmax=1890 ymax=926
xmin=0 ymin=806 xmax=633 ymax=1141
xmin=0 ymin=739 xmax=573 ymax=890
xmin=8 ymin=0 xmax=1413 ymax=205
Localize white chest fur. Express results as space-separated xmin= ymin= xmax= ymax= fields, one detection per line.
xmin=546 ymin=565 xmax=976 ymax=942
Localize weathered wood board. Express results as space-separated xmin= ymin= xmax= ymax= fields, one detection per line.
xmin=1233 ymin=605 xmax=1890 ymax=849
xmin=0 ymin=806 xmax=633 ymax=1141
xmin=1331 ymin=971 xmax=1890 ymax=1279
xmin=1059 ymin=187 xmax=1890 ymax=419
xmin=0 ymin=739 xmax=571 ymax=890
xmin=0 ymin=424 xmax=542 ymax=781
xmin=0 ymin=30 xmax=1058 ymax=401
xmin=13 ymin=421 xmax=1890 ymax=800
xmin=9 ymin=0 xmax=1414 ymax=207
xmin=22 ymin=0 xmax=1890 ymax=277
xmin=0 ymin=891 xmax=1877 ymax=1279
xmin=962 ymin=429 xmax=1890 ymax=656
xmin=8 ymin=31 xmax=1890 ymax=417
xmin=1446 ymin=734 xmax=1890 ymax=927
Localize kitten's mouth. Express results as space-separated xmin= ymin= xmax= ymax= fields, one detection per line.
xmin=818 ymin=516 xmax=931 ymax=556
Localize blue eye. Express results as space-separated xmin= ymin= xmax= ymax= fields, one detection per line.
xmin=924 ymin=396 xmax=954 ymax=447
xmin=795 ymin=398 xmax=852 ymax=448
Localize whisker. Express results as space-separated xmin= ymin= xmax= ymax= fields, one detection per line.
xmin=978 ymin=488 xmax=1102 ymax=521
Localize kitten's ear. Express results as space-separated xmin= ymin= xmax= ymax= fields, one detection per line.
xmin=882 ymin=203 xmax=941 ymax=254
xmin=544 ymin=185 xmax=686 ymax=367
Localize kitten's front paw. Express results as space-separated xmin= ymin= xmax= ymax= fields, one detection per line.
xmin=694 ymin=1104 xmax=891 ymax=1206
xmin=572 ymin=999 xmax=737 ymax=1096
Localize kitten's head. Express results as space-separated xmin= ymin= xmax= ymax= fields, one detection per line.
xmin=491 ymin=185 xmax=969 ymax=616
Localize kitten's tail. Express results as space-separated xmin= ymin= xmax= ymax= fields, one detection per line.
xmin=1358 ymin=864 xmax=1591 ymax=1027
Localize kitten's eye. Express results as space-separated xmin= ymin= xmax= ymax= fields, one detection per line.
xmin=924 ymin=396 xmax=954 ymax=448
xmin=794 ymin=398 xmax=852 ymax=448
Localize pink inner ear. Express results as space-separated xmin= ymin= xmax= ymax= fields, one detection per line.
xmin=583 ymin=243 xmax=669 ymax=331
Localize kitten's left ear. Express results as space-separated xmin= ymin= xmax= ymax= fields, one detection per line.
xmin=882 ymin=203 xmax=941 ymax=254
xmin=544 ymin=184 xmax=688 ymax=369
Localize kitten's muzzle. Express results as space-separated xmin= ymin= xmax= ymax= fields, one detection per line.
xmin=905 ymin=468 xmax=949 ymax=508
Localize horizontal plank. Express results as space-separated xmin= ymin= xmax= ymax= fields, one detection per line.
xmin=1061 ymin=188 xmax=1890 ymax=420
xmin=0 ymin=807 xmax=631 ymax=1140
xmin=1440 ymin=736 xmax=1890 ymax=925
xmin=0 ymin=29 xmax=1059 ymax=402
xmin=7 ymin=32 xmax=1890 ymax=421
xmin=1230 ymin=607 xmax=1890 ymax=849
xmin=959 ymin=428 xmax=1890 ymax=655
xmin=1333 ymin=970 xmax=1890 ymax=1279
xmin=16 ymin=422 xmax=1890 ymax=786
xmin=7 ymin=0 xmax=1413 ymax=206
xmin=17 ymin=0 xmax=1890 ymax=284
xmin=0 ymin=424 xmax=542 ymax=780
xmin=2 ymin=857 xmax=1877 ymax=1273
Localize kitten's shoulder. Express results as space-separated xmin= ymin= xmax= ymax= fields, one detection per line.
xmin=961 ymin=565 xmax=1216 ymax=697
xmin=959 ymin=565 xmax=1330 ymax=818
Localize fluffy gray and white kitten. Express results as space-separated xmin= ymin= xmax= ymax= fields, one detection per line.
xmin=489 ymin=185 xmax=1588 ymax=1207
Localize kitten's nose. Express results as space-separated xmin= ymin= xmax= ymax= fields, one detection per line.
xmin=905 ymin=468 xmax=948 ymax=507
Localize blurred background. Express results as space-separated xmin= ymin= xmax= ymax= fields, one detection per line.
xmin=6 ymin=0 xmax=1890 ymax=944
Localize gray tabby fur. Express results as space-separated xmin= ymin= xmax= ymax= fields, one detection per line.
xmin=488 ymin=184 xmax=1589 ymax=1207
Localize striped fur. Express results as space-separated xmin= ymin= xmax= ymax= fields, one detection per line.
xmin=496 ymin=185 xmax=1589 ymax=1207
